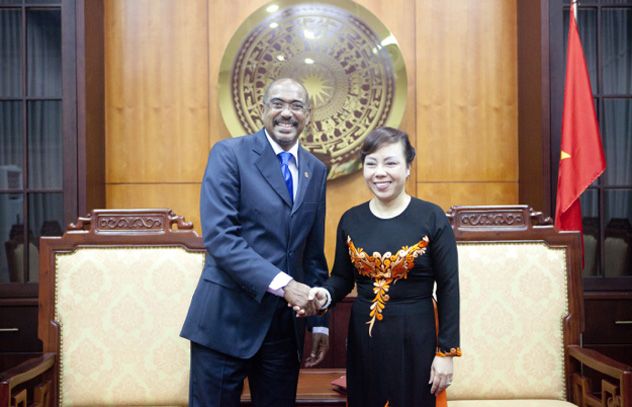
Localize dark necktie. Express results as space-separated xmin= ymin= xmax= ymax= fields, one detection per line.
xmin=277 ymin=152 xmax=294 ymax=204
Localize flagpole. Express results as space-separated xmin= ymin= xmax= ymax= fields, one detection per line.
xmin=572 ymin=0 xmax=578 ymax=21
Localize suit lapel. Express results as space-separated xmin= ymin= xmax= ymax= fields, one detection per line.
xmin=252 ymin=130 xmax=293 ymax=208
xmin=292 ymin=146 xmax=314 ymax=215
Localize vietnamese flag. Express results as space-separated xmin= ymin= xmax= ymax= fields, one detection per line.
xmin=554 ymin=2 xmax=606 ymax=236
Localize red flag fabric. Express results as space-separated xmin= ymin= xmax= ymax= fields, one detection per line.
xmin=554 ymin=3 xmax=606 ymax=233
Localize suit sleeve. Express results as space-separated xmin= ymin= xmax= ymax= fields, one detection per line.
xmin=200 ymin=141 xmax=281 ymax=303
xmin=324 ymin=214 xmax=356 ymax=305
xmin=431 ymin=208 xmax=461 ymax=354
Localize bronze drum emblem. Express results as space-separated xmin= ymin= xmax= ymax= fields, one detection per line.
xmin=219 ymin=0 xmax=407 ymax=179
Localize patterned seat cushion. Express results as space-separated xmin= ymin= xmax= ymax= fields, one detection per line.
xmin=449 ymin=400 xmax=576 ymax=406
xmin=448 ymin=243 xmax=568 ymax=401
xmin=55 ymin=247 xmax=204 ymax=406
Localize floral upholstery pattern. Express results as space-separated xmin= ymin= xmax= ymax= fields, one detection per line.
xmin=448 ymin=243 xmax=569 ymax=401
xmin=55 ymin=247 xmax=204 ymax=406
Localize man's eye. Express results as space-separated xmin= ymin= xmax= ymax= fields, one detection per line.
xmin=271 ymin=102 xmax=284 ymax=109
xmin=291 ymin=103 xmax=304 ymax=111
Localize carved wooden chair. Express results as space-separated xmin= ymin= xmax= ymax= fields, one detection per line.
xmin=446 ymin=205 xmax=632 ymax=407
xmin=18 ymin=209 xmax=204 ymax=406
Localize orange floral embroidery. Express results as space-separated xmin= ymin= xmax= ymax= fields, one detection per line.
xmin=347 ymin=235 xmax=429 ymax=336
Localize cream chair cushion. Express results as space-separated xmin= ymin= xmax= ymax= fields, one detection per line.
xmin=449 ymin=243 xmax=568 ymax=401
xmin=55 ymin=247 xmax=204 ymax=406
xmin=449 ymin=400 xmax=576 ymax=406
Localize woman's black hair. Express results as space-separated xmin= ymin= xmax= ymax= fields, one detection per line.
xmin=360 ymin=127 xmax=416 ymax=165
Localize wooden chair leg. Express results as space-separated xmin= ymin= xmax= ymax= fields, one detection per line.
xmin=600 ymin=379 xmax=621 ymax=407
xmin=11 ymin=389 xmax=27 ymax=407
xmin=34 ymin=380 xmax=52 ymax=407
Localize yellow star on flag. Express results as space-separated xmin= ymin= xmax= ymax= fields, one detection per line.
xmin=560 ymin=150 xmax=571 ymax=160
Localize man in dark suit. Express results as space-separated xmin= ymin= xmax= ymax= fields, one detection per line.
xmin=180 ymin=78 xmax=329 ymax=406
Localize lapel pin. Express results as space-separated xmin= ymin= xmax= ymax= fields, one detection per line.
xmin=304 ymin=171 xmax=310 ymax=178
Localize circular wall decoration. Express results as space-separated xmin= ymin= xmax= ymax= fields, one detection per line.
xmin=219 ymin=0 xmax=407 ymax=179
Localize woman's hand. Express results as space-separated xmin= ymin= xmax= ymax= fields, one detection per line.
xmin=429 ymin=356 xmax=454 ymax=395
xmin=292 ymin=287 xmax=330 ymax=317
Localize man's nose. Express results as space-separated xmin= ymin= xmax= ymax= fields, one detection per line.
xmin=281 ymin=105 xmax=293 ymax=115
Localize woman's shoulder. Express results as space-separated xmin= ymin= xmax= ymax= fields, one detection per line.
xmin=339 ymin=201 xmax=371 ymax=224
xmin=408 ymin=197 xmax=452 ymax=232
xmin=410 ymin=197 xmax=447 ymax=216
xmin=340 ymin=201 xmax=370 ymax=220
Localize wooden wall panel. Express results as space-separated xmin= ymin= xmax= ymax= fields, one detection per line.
xmin=323 ymin=0 xmax=417 ymax=260
xmin=416 ymin=0 xmax=518 ymax=186
xmin=207 ymin=0 xmax=263 ymax=147
xmin=105 ymin=0 xmax=209 ymax=183
xmin=106 ymin=184 xmax=202 ymax=234
xmin=104 ymin=0 xmax=519 ymax=262
xmin=417 ymin=182 xmax=519 ymax=212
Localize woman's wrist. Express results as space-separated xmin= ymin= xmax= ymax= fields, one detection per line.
xmin=435 ymin=347 xmax=462 ymax=357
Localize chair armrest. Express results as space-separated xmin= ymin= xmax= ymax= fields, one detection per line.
xmin=0 ymin=353 xmax=55 ymax=407
xmin=569 ymin=345 xmax=631 ymax=378
xmin=568 ymin=345 xmax=632 ymax=407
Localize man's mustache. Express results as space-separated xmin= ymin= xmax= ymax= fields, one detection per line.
xmin=273 ymin=118 xmax=299 ymax=127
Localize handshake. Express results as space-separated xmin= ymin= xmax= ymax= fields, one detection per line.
xmin=283 ymin=280 xmax=330 ymax=317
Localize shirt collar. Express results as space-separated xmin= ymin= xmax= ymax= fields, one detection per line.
xmin=264 ymin=129 xmax=299 ymax=166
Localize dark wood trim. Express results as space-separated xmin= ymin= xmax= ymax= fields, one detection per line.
xmin=0 ymin=298 xmax=38 ymax=306
xmin=584 ymin=278 xmax=632 ymax=292
xmin=75 ymin=0 xmax=105 ymax=215
xmin=517 ymin=0 xmax=552 ymax=217
xmin=62 ymin=0 xmax=78 ymax=226
xmin=584 ymin=291 xmax=632 ymax=300
xmin=0 ymin=284 xmax=38 ymax=299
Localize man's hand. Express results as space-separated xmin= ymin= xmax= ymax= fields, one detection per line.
xmin=284 ymin=280 xmax=319 ymax=316
xmin=292 ymin=286 xmax=330 ymax=317
xmin=304 ymin=332 xmax=329 ymax=367
xmin=429 ymin=356 xmax=454 ymax=395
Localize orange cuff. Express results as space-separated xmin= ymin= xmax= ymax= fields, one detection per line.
xmin=436 ymin=347 xmax=462 ymax=357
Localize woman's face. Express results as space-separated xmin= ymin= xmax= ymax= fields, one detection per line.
xmin=363 ymin=141 xmax=410 ymax=203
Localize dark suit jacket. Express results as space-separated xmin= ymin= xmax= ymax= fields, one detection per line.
xmin=180 ymin=129 xmax=329 ymax=359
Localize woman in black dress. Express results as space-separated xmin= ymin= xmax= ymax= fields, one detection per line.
xmin=311 ymin=127 xmax=461 ymax=407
